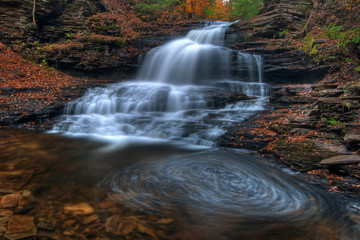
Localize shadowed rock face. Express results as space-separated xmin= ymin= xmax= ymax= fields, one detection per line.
xmin=225 ymin=0 xmax=332 ymax=84
xmin=231 ymin=0 xmax=313 ymax=39
xmin=0 ymin=0 xmax=106 ymax=44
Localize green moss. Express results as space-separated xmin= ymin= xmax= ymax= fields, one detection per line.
xmin=273 ymin=140 xmax=338 ymax=171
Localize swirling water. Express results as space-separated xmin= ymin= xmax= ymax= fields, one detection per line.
xmin=49 ymin=22 xmax=360 ymax=239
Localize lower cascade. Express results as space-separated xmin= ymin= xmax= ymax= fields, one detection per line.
xmin=52 ymin=22 xmax=268 ymax=146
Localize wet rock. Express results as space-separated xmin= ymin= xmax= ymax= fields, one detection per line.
xmin=37 ymin=221 xmax=55 ymax=232
xmin=0 ymin=193 xmax=21 ymax=208
xmin=320 ymin=155 xmax=360 ymax=166
xmin=81 ymin=214 xmax=99 ymax=225
xmin=155 ymin=218 xmax=174 ymax=225
xmin=0 ymin=210 xmax=13 ymax=234
xmin=64 ymin=202 xmax=95 ymax=216
xmin=17 ymin=190 xmax=35 ymax=207
xmin=311 ymin=84 xmax=338 ymax=91
xmin=0 ymin=209 xmax=13 ymax=217
xmin=0 ymin=170 xmax=33 ymax=191
xmin=105 ymin=216 xmax=138 ymax=236
xmin=290 ymin=128 xmax=313 ymax=135
xmin=5 ymin=215 xmax=36 ymax=240
xmin=312 ymin=140 xmax=350 ymax=154
xmin=137 ymin=223 xmax=157 ymax=239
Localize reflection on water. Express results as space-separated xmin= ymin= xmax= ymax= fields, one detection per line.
xmin=1 ymin=129 xmax=359 ymax=240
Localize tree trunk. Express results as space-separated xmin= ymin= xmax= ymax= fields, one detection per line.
xmin=32 ymin=0 xmax=36 ymax=25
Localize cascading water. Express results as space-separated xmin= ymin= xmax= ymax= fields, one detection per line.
xmin=52 ymin=22 xmax=268 ymax=146
xmin=49 ymin=22 xmax=360 ymax=240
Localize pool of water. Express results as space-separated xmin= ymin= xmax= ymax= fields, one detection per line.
xmin=0 ymin=129 xmax=359 ymax=240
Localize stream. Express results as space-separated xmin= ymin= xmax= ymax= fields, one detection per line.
xmin=1 ymin=22 xmax=360 ymax=239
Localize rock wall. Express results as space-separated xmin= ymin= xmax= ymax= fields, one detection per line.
xmin=225 ymin=0 xmax=331 ymax=84
xmin=0 ymin=0 xmax=105 ymax=44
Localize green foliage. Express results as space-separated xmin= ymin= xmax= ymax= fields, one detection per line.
xmin=302 ymin=23 xmax=360 ymax=66
xmin=302 ymin=33 xmax=323 ymax=63
xmin=279 ymin=29 xmax=291 ymax=38
xmin=227 ymin=0 xmax=263 ymax=20
xmin=65 ymin=33 xmax=74 ymax=38
xmin=356 ymin=66 xmax=360 ymax=71
xmin=321 ymin=117 xmax=342 ymax=126
xmin=324 ymin=23 xmax=360 ymax=50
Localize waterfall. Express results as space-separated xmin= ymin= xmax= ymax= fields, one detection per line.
xmin=52 ymin=22 xmax=269 ymax=147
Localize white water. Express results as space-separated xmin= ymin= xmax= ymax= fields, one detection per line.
xmin=52 ymin=22 xmax=269 ymax=147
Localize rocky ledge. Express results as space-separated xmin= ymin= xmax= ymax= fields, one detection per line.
xmin=221 ymin=79 xmax=360 ymax=198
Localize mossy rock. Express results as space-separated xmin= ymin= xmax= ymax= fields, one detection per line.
xmin=273 ymin=139 xmax=338 ymax=172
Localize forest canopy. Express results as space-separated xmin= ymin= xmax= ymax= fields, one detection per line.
xmin=130 ymin=0 xmax=264 ymax=21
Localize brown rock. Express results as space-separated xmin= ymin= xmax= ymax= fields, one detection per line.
xmin=0 ymin=209 xmax=13 ymax=217
xmin=64 ymin=202 xmax=94 ymax=216
xmin=0 ymin=170 xmax=33 ymax=191
xmin=137 ymin=224 xmax=157 ymax=239
xmin=105 ymin=216 xmax=138 ymax=236
xmin=320 ymin=155 xmax=360 ymax=166
xmin=81 ymin=214 xmax=99 ymax=225
xmin=5 ymin=215 xmax=37 ymax=240
xmin=344 ymin=133 xmax=360 ymax=143
xmin=0 ymin=216 xmax=10 ymax=234
xmin=0 ymin=193 xmax=21 ymax=208
xmin=155 ymin=218 xmax=174 ymax=225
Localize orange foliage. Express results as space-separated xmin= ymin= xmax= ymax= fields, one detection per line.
xmin=0 ymin=42 xmax=108 ymax=127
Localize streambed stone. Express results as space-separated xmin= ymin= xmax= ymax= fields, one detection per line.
xmin=64 ymin=202 xmax=95 ymax=215
xmin=5 ymin=215 xmax=36 ymax=240
xmin=0 ymin=170 xmax=33 ymax=191
xmin=0 ymin=193 xmax=21 ymax=208
xmin=105 ymin=216 xmax=138 ymax=236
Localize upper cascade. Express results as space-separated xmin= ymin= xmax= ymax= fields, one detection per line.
xmin=136 ymin=22 xmax=232 ymax=85
xmin=186 ymin=22 xmax=231 ymax=45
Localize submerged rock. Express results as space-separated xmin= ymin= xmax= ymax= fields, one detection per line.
xmin=0 ymin=193 xmax=21 ymax=208
xmin=64 ymin=202 xmax=95 ymax=216
xmin=105 ymin=216 xmax=138 ymax=236
xmin=5 ymin=215 xmax=36 ymax=240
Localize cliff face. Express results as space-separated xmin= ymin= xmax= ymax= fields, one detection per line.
xmin=0 ymin=0 xmax=332 ymax=83
xmin=0 ymin=0 xmax=198 ymax=79
xmin=225 ymin=0 xmax=331 ymax=84
xmin=0 ymin=0 xmax=105 ymax=44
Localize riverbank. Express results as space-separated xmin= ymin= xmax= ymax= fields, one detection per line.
xmin=221 ymin=74 xmax=360 ymax=199
xmin=0 ymin=42 xmax=110 ymax=130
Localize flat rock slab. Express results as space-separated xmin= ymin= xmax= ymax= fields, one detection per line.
xmin=344 ymin=133 xmax=360 ymax=143
xmin=318 ymin=97 xmax=345 ymax=104
xmin=320 ymin=155 xmax=360 ymax=166
xmin=5 ymin=215 xmax=36 ymax=240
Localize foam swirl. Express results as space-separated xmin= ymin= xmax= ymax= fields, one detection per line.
xmin=98 ymin=149 xmax=340 ymax=223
